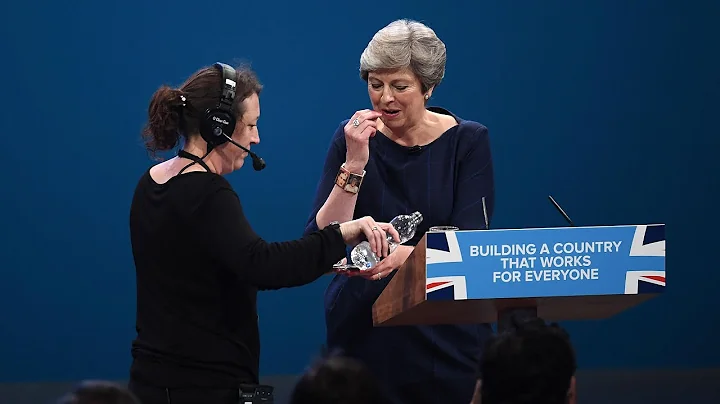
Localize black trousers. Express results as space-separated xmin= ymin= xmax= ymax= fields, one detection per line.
xmin=128 ymin=378 xmax=271 ymax=404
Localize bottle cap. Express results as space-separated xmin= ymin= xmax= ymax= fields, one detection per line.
xmin=429 ymin=226 xmax=459 ymax=232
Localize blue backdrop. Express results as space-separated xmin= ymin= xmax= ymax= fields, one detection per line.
xmin=1 ymin=0 xmax=718 ymax=382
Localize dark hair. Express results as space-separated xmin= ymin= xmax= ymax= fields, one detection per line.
xmin=56 ymin=380 xmax=140 ymax=404
xmin=289 ymin=354 xmax=387 ymax=404
xmin=479 ymin=317 xmax=577 ymax=404
xmin=141 ymin=63 xmax=263 ymax=157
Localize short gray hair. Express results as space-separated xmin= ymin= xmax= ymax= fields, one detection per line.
xmin=359 ymin=19 xmax=446 ymax=93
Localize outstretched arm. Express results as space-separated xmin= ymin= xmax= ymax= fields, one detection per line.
xmin=197 ymin=186 xmax=347 ymax=290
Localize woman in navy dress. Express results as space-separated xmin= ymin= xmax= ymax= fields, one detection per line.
xmin=303 ymin=19 xmax=496 ymax=404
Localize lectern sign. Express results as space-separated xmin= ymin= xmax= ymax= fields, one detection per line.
xmin=425 ymin=224 xmax=665 ymax=301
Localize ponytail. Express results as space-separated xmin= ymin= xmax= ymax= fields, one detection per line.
xmin=141 ymin=85 xmax=186 ymax=158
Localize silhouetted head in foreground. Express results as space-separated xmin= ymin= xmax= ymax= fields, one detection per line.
xmin=56 ymin=380 xmax=140 ymax=404
xmin=290 ymin=354 xmax=387 ymax=404
xmin=475 ymin=317 xmax=577 ymax=404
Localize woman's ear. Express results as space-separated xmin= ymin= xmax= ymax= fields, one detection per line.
xmin=425 ymin=87 xmax=435 ymax=100
xmin=424 ymin=86 xmax=435 ymax=101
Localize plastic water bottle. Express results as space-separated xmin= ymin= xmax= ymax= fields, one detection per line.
xmin=350 ymin=211 xmax=424 ymax=270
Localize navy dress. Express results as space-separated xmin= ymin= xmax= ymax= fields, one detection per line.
xmin=303 ymin=107 xmax=495 ymax=404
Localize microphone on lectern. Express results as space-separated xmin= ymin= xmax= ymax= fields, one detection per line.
xmin=482 ymin=196 xmax=490 ymax=230
xmin=547 ymin=195 xmax=575 ymax=227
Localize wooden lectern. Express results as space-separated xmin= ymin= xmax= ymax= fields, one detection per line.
xmin=372 ymin=224 xmax=666 ymax=327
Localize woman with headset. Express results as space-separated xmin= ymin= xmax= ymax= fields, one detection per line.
xmin=127 ymin=62 xmax=400 ymax=404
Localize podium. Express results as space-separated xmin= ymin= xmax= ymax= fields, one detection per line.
xmin=372 ymin=224 xmax=666 ymax=327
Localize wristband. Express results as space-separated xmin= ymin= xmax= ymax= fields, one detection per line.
xmin=334 ymin=164 xmax=365 ymax=194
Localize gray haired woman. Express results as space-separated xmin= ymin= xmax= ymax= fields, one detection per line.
xmin=304 ymin=19 xmax=496 ymax=404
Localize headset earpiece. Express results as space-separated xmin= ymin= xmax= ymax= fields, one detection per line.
xmin=199 ymin=62 xmax=238 ymax=148
xmin=201 ymin=108 xmax=236 ymax=147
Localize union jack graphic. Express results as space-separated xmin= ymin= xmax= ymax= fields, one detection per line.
xmin=425 ymin=231 xmax=463 ymax=265
xmin=425 ymin=231 xmax=468 ymax=300
xmin=625 ymin=271 xmax=665 ymax=294
xmin=625 ymin=224 xmax=665 ymax=294
xmin=426 ymin=276 xmax=468 ymax=300
xmin=629 ymin=224 xmax=665 ymax=256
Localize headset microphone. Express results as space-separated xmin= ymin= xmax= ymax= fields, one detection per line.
xmin=215 ymin=128 xmax=266 ymax=171
xmin=198 ymin=62 xmax=267 ymax=172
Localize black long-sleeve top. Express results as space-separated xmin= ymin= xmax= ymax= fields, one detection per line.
xmin=128 ymin=169 xmax=347 ymax=389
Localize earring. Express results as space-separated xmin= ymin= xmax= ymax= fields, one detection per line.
xmin=424 ymin=94 xmax=430 ymax=100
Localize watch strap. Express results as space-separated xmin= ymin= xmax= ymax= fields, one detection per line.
xmin=327 ymin=221 xmax=343 ymax=239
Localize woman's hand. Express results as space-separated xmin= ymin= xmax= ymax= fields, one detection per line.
xmin=339 ymin=216 xmax=401 ymax=258
xmin=361 ymin=245 xmax=415 ymax=281
xmin=344 ymin=109 xmax=382 ymax=171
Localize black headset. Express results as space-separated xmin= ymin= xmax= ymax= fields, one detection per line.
xmin=189 ymin=62 xmax=266 ymax=171
xmin=199 ymin=62 xmax=238 ymax=148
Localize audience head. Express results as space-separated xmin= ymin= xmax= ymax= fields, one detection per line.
xmin=142 ymin=62 xmax=263 ymax=172
xmin=359 ymin=19 xmax=447 ymax=131
xmin=289 ymin=353 xmax=387 ymax=404
xmin=478 ymin=317 xmax=577 ymax=404
xmin=56 ymin=380 xmax=140 ymax=404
